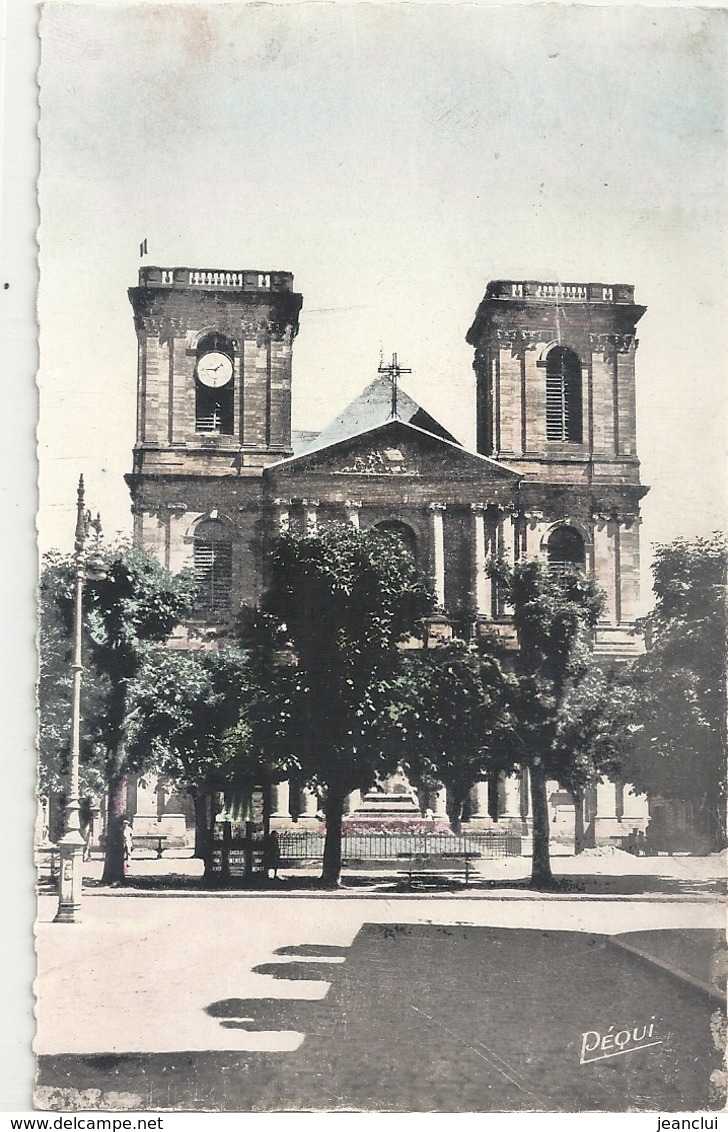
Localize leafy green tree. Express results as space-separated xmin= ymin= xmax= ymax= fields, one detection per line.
xmin=127 ymin=634 xmax=300 ymax=871
xmin=622 ymin=533 xmax=727 ymax=848
xmin=502 ymin=558 xmax=605 ymax=887
xmin=260 ymin=524 xmax=435 ymax=886
xmin=126 ymin=646 xmax=251 ymax=863
xmin=553 ymin=662 xmax=640 ymax=852
xmin=40 ymin=547 xmax=198 ymax=883
xmin=389 ymin=640 xmax=513 ymax=831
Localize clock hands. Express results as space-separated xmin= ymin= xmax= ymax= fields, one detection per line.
xmin=198 ymin=352 xmax=231 ymax=386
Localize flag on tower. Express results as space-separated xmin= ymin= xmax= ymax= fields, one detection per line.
xmin=139 ymin=238 xmax=148 ymax=258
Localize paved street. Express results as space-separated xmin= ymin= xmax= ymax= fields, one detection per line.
xmin=34 ymin=852 xmax=727 ymax=1112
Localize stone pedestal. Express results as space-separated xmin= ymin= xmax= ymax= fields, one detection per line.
xmin=343 ymin=789 xmax=362 ymax=815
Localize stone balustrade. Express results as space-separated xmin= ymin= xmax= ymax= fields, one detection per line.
xmin=485 ymin=280 xmax=635 ymax=304
xmin=138 ymin=266 xmax=295 ymax=291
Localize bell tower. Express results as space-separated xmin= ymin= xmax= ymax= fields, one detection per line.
xmin=466 ymin=281 xmax=649 ymax=654
xmin=128 ymin=266 xmax=303 ymax=477
xmin=466 ymin=279 xmax=645 ymax=484
xmin=125 ymin=266 xmax=303 ymax=624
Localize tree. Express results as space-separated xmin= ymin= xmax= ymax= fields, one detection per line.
xmin=389 ymin=640 xmax=513 ymax=831
xmin=553 ymin=662 xmax=640 ymax=853
xmin=502 ymin=558 xmax=605 ymax=887
xmin=260 ymin=524 xmax=435 ymax=886
xmin=40 ymin=547 xmax=198 ymax=883
xmin=125 ymin=646 xmax=251 ymax=864
xmin=622 ymin=533 xmax=727 ymax=848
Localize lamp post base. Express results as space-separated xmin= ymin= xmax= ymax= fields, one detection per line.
xmin=54 ymin=837 xmax=85 ymax=924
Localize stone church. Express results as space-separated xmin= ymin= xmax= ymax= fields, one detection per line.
xmin=125 ymin=266 xmax=649 ymax=847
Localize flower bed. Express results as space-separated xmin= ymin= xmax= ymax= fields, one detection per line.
xmin=341 ymin=818 xmax=452 ymax=835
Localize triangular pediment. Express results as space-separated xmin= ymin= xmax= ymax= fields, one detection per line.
xmin=266 ymin=419 xmax=520 ymax=482
xmin=295 ymin=374 xmax=461 ymax=454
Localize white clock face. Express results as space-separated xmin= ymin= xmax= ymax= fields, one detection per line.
xmin=197 ymin=351 xmax=233 ymax=388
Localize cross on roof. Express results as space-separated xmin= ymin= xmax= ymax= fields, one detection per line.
xmin=378 ymin=352 xmax=412 ymax=419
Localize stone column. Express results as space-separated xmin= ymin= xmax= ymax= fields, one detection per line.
xmin=497 ymin=509 xmax=516 ymax=615
xmin=167 ymin=506 xmax=192 ymax=573
xmin=500 ymin=773 xmax=522 ymax=820
xmin=469 ymin=781 xmax=489 ymax=821
xmin=344 ymin=501 xmax=361 ymax=530
xmin=274 ymin=498 xmax=291 ymax=535
xmin=524 ymin=511 xmax=547 ymax=560
xmin=270 ymin=780 xmax=290 ymax=819
xmin=429 ymin=503 xmax=446 ymax=610
xmin=498 ymin=509 xmax=517 ymax=569
xmin=299 ymin=786 xmax=319 ymax=821
xmin=343 ymin=789 xmax=362 ymax=815
xmin=303 ymin=499 xmax=319 ymax=537
xmin=471 ymin=505 xmax=492 ymax=618
xmin=618 ymin=518 xmax=642 ymax=624
xmin=592 ymin=515 xmax=617 ymax=622
xmin=432 ymin=785 xmax=448 ymax=820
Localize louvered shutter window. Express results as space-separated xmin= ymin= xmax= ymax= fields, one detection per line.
xmin=195 ymin=385 xmax=234 ymax=435
xmin=545 ymin=347 xmax=583 ymax=442
xmin=547 ymin=525 xmax=585 ymax=580
xmin=194 ymin=519 xmax=232 ymax=614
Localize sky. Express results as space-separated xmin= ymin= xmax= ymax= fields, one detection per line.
xmin=37 ymin=2 xmax=728 ymax=609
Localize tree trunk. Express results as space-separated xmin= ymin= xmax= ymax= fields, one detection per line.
xmin=529 ymin=762 xmax=555 ymax=888
xmin=321 ymin=788 xmax=345 ymax=888
xmin=707 ymin=795 xmax=727 ymax=851
xmin=446 ymin=789 xmax=465 ymax=835
xmin=203 ymin=793 xmax=222 ymax=880
xmin=573 ymin=788 xmax=585 ymax=855
xmin=101 ymin=772 xmax=128 ymax=884
xmin=192 ymin=788 xmax=208 ymax=859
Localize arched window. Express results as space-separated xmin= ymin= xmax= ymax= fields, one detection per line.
xmin=193 ymin=519 xmax=233 ymax=614
xmin=547 ymin=525 xmax=586 ymax=578
xmin=372 ymin=520 xmax=418 ymax=561
xmin=545 ymin=347 xmax=582 ymax=442
xmin=195 ymin=333 xmax=234 ymax=435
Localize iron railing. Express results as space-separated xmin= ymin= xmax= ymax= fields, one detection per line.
xmin=277 ymin=830 xmax=521 ymax=860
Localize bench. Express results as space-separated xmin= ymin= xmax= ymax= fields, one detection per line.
xmin=398 ymin=852 xmax=479 ymax=888
xmin=132 ymin=834 xmax=168 ymax=858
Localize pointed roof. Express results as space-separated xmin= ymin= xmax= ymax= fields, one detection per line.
xmin=296 ymin=374 xmax=461 ymax=454
xmin=267 ymin=418 xmax=521 ymax=494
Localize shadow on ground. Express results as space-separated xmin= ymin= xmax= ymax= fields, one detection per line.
xmin=60 ymin=870 xmax=725 ymax=898
xmin=37 ymin=925 xmax=727 ymax=1112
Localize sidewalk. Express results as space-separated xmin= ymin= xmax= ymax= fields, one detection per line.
xmin=66 ymin=844 xmax=728 ymax=899
xmin=35 ymin=852 xmax=726 ymax=1060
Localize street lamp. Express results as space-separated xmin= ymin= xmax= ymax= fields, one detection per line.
xmin=54 ymin=475 xmax=105 ymax=924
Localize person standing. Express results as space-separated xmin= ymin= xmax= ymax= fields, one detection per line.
xmin=263 ymin=829 xmax=281 ymax=880
xmin=122 ymin=819 xmax=134 ymax=873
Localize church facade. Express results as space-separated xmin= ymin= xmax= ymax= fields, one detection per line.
xmin=125 ymin=266 xmax=650 ymax=847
